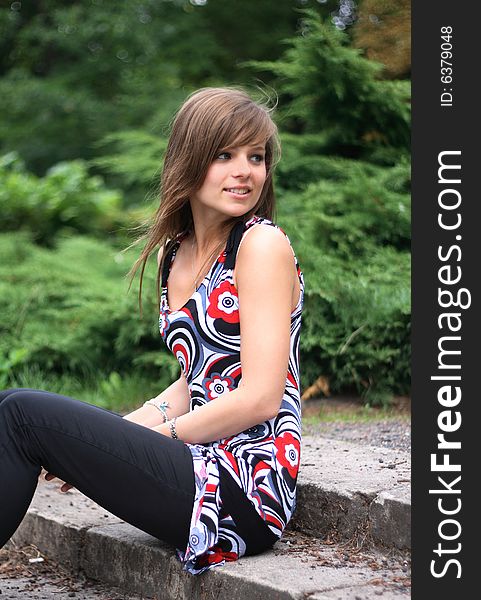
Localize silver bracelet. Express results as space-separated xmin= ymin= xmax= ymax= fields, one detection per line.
xmin=143 ymin=398 xmax=170 ymax=423
xmin=168 ymin=417 xmax=179 ymax=440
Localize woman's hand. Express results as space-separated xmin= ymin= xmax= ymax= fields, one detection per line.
xmin=122 ymin=373 xmax=191 ymax=427
xmin=44 ymin=472 xmax=74 ymax=493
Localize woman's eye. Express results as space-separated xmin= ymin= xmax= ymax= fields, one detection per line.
xmin=215 ymin=151 xmax=264 ymax=162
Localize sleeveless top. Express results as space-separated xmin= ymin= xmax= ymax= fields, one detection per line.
xmin=159 ymin=214 xmax=305 ymax=575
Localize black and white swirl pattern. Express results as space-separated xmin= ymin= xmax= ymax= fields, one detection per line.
xmin=159 ymin=216 xmax=305 ymax=575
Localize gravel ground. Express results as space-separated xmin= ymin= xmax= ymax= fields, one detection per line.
xmin=302 ymin=418 xmax=411 ymax=452
xmin=0 ymin=576 xmax=146 ymax=600
xmin=0 ymin=544 xmax=152 ymax=599
xmin=301 ymin=397 xmax=411 ymax=452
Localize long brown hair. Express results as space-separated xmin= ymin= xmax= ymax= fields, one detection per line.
xmin=127 ymin=86 xmax=281 ymax=312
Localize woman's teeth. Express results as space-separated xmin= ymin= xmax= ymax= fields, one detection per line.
xmin=225 ymin=188 xmax=249 ymax=194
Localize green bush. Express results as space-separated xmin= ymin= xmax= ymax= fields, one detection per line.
xmin=0 ymin=152 xmax=410 ymax=404
xmin=0 ymin=153 xmax=124 ymax=245
xmin=0 ymin=232 xmax=178 ymax=392
xmin=277 ymin=158 xmax=410 ymax=404
xmin=90 ymin=130 xmax=168 ymax=206
xmin=248 ymin=8 xmax=410 ymax=159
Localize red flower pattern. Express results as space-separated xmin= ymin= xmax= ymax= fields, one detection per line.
xmin=196 ymin=545 xmax=238 ymax=568
xmin=207 ymin=281 xmax=239 ymax=323
xmin=275 ymin=432 xmax=301 ymax=479
xmin=203 ymin=373 xmax=234 ymax=400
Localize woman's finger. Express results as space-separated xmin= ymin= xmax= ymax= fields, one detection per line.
xmin=44 ymin=472 xmax=74 ymax=492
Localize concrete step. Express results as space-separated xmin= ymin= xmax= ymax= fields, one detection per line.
xmin=10 ymin=436 xmax=411 ymax=599
xmin=11 ymin=479 xmax=410 ymax=599
xmin=292 ymin=436 xmax=410 ymax=551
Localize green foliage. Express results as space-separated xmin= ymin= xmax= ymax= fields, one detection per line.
xmin=277 ymin=157 xmax=410 ymax=404
xmin=0 ymin=70 xmax=115 ymax=171
xmin=97 ymin=370 xmax=180 ymax=413
xmin=171 ymin=0 xmax=328 ymax=84
xmin=90 ymin=130 xmax=168 ymax=205
xmin=305 ymin=169 xmax=410 ymax=256
xmin=0 ymin=348 xmax=29 ymax=389
xmin=276 ymin=133 xmax=410 ymax=192
xmin=0 ymin=233 xmax=179 ymax=392
xmin=0 ymin=1 xmax=185 ymax=173
xmin=10 ymin=365 xmax=165 ymax=413
xmin=0 ymin=1 xmax=328 ymax=174
xmin=0 ymin=153 xmax=124 ymax=245
xmin=296 ymin=251 xmax=410 ymax=404
xmin=248 ymin=9 xmax=410 ymax=158
xmin=0 ymin=147 xmax=411 ymax=404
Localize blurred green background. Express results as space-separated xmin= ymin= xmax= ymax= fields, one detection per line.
xmin=0 ymin=0 xmax=411 ymax=411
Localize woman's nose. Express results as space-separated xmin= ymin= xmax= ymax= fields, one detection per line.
xmin=231 ymin=154 xmax=251 ymax=177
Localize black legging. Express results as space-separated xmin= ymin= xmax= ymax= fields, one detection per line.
xmin=0 ymin=388 xmax=278 ymax=555
xmin=0 ymin=388 xmax=197 ymax=550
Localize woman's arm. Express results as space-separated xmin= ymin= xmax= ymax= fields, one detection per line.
xmin=153 ymin=225 xmax=296 ymax=443
xmin=122 ymin=371 xmax=191 ymax=427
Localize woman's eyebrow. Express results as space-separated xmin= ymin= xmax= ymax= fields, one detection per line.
xmin=222 ymin=143 xmax=265 ymax=152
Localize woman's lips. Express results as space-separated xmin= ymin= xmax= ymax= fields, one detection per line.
xmin=223 ymin=188 xmax=252 ymax=199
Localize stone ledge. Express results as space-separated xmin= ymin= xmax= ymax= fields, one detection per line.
xmin=10 ymin=435 xmax=411 ymax=598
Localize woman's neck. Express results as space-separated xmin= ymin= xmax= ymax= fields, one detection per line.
xmin=189 ymin=211 xmax=228 ymax=255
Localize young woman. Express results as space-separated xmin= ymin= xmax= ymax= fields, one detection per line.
xmin=0 ymin=87 xmax=305 ymax=575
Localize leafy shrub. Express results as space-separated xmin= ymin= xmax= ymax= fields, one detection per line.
xmin=276 ymin=133 xmax=410 ymax=194
xmin=0 ymin=152 xmax=410 ymax=404
xmin=277 ymin=159 xmax=410 ymax=403
xmin=248 ymin=8 xmax=410 ymax=159
xmin=0 ymin=233 xmax=178 ymax=392
xmin=0 ymin=153 xmax=124 ymax=245
xmin=90 ymin=130 xmax=168 ymax=206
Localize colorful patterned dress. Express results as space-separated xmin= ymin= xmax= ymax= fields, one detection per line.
xmin=159 ymin=215 xmax=305 ymax=574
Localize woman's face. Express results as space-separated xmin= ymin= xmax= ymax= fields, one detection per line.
xmin=190 ymin=143 xmax=267 ymax=221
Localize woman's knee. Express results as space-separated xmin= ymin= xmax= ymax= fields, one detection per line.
xmin=0 ymin=392 xmax=26 ymax=433
xmin=0 ymin=388 xmax=47 ymax=403
xmin=0 ymin=389 xmax=44 ymax=421
xmin=0 ymin=390 xmax=27 ymax=415
xmin=0 ymin=388 xmax=27 ymax=404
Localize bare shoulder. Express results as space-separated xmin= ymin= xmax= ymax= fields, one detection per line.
xmin=234 ymin=223 xmax=296 ymax=287
xmin=237 ymin=223 xmax=294 ymax=266
xmin=236 ymin=223 xmax=294 ymax=272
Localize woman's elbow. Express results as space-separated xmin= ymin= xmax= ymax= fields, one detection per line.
xmin=256 ymin=391 xmax=283 ymax=422
xmin=238 ymin=381 xmax=284 ymax=422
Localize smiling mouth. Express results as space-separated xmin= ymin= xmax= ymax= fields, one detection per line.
xmin=224 ymin=188 xmax=251 ymax=195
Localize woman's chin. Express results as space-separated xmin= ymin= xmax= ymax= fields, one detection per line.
xmin=226 ymin=203 xmax=257 ymax=218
